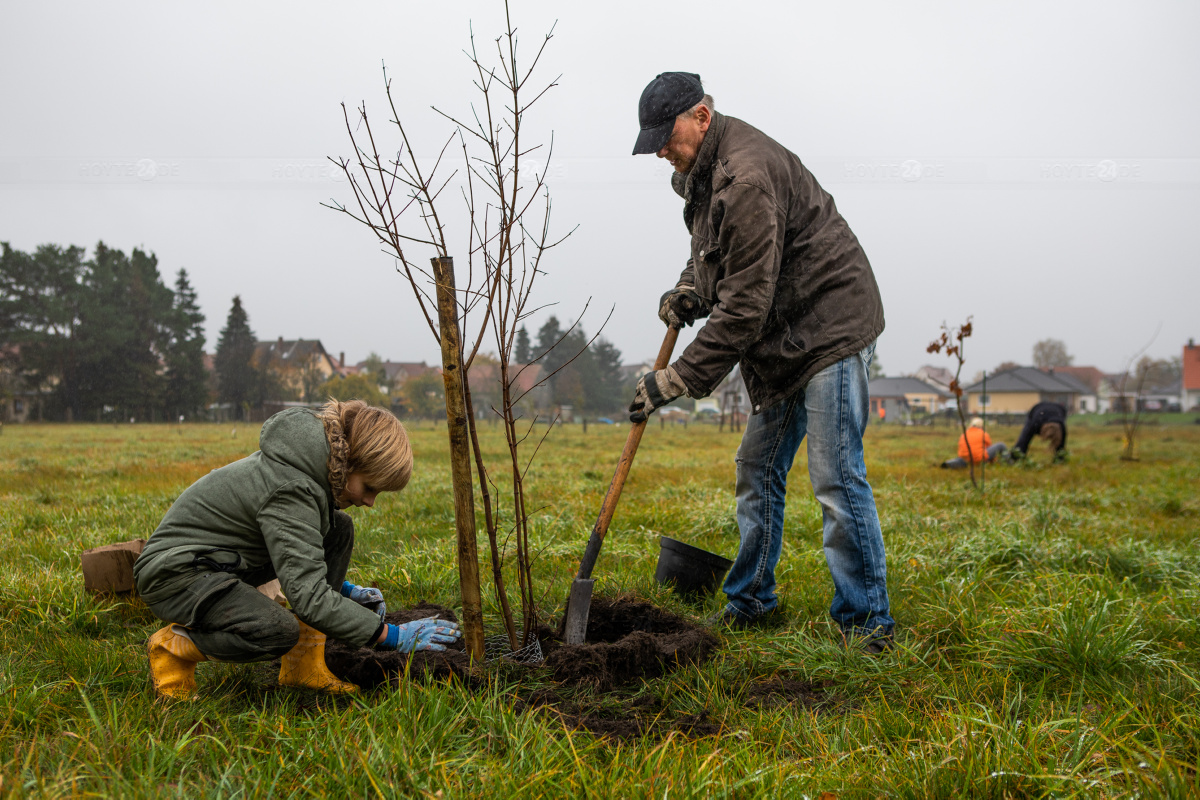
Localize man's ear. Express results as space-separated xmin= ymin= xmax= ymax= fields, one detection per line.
xmin=696 ymin=104 xmax=712 ymax=131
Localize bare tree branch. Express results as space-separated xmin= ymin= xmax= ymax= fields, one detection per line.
xmin=328 ymin=3 xmax=590 ymax=648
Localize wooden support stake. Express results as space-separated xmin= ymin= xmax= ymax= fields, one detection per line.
xmin=432 ymin=256 xmax=484 ymax=660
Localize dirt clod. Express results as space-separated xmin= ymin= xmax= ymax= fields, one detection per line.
xmin=514 ymin=690 xmax=721 ymax=741
xmin=744 ymin=678 xmax=838 ymax=712
xmin=545 ymin=597 xmax=719 ymax=692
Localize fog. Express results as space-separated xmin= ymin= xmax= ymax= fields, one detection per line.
xmin=2 ymin=1 xmax=1197 ymax=376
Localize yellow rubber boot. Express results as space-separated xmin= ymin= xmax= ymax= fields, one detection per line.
xmin=147 ymin=625 xmax=207 ymax=700
xmin=278 ymin=620 xmax=359 ymax=694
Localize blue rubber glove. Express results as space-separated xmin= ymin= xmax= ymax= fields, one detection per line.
xmin=377 ymin=617 xmax=463 ymax=652
xmin=341 ymin=581 xmax=386 ymax=618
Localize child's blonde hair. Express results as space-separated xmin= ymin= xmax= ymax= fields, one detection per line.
xmin=318 ymin=399 xmax=413 ymax=499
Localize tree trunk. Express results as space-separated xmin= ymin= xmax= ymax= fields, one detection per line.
xmin=464 ymin=386 xmax=519 ymax=650
xmin=432 ymin=256 xmax=484 ymax=660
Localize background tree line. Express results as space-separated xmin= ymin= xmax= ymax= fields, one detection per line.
xmin=1 ymin=241 xmax=208 ymax=422
xmin=3 ymin=243 xmax=634 ymax=423
xmin=327 ymin=317 xmax=631 ymax=423
xmin=525 ymin=316 xmax=626 ymax=416
xmin=321 ymin=316 xmax=629 ymax=423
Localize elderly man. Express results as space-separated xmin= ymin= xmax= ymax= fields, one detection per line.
xmin=628 ymin=72 xmax=894 ymax=651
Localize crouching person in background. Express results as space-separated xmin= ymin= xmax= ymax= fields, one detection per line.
xmin=1011 ymin=401 xmax=1068 ymax=463
xmin=941 ymin=417 xmax=1007 ymax=468
xmin=133 ymin=399 xmax=461 ymax=700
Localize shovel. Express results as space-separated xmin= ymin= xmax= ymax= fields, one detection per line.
xmin=563 ymin=325 xmax=680 ymax=644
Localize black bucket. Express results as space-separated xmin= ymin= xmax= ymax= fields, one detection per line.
xmin=655 ymin=536 xmax=734 ymax=596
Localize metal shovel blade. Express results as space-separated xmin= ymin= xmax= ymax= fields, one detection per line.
xmin=563 ymin=578 xmax=595 ymax=645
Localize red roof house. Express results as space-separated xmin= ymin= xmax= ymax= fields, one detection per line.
xmin=1184 ymin=338 xmax=1200 ymax=411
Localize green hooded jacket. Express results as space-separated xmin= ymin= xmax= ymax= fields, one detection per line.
xmin=133 ymin=408 xmax=381 ymax=646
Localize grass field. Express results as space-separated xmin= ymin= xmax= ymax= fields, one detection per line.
xmin=1 ymin=416 xmax=1198 ymax=797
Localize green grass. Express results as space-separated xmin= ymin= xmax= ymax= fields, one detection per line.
xmin=1 ymin=418 xmax=1198 ymax=797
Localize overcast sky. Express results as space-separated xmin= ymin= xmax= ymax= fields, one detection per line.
xmin=2 ymin=1 xmax=1197 ymax=379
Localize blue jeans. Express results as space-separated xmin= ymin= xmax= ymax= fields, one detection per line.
xmin=722 ymin=344 xmax=894 ymax=639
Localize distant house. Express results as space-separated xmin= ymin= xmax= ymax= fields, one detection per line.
xmin=464 ymin=361 xmax=549 ymax=414
xmin=1046 ymin=366 xmax=1105 ymax=413
xmin=1 ymin=344 xmax=56 ymax=423
xmin=619 ymin=360 xmax=656 ymax=386
xmin=202 ymin=352 xmax=219 ymax=404
xmin=1141 ymin=378 xmax=1183 ymax=412
xmin=911 ymin=365 xmax=955 ymax=397
xmin=1096 ymin=369 xmax=1181 ymax=414
xmin=692 ymin=364 xmax=750 ymax=421
xmin=367 ymin=361 xmax=439 ymax=388
xmin=1184 ymin=339 xmax=1200 ymax=411
xmin=1 ymin=345 xmax=30 ymax=423
xmin=349 ymin=360 xmax=440 ymax=400
xmin=253 ymin=338 xmax=341 ymax=402
xmin=867 ymin=376 xmax=949 ymax=422
xmin=1094 ymin=374 xmax=1128 ymax=414
xmin=332 ymin=351 xmax=357 ymax=378
xmin=961 ymin=366 xmax=1091 ymax=415
xmin=502 ymin=362 xmax=547 ymax=401
xmin=2 ymin=394 xmax=31 ymax=423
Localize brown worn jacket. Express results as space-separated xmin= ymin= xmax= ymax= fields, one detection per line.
xmin=669 ymin=112 xmax=885 ymax=412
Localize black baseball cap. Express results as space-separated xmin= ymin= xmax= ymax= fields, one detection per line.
xmin=632 ymin=72 xmax=704 ymax=155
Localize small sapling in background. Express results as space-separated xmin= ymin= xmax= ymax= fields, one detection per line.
xmin=927 ymin=317 xmax=979 ymax=489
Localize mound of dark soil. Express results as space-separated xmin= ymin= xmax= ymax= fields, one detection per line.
xmin=543 ymin=597 xmax=719 ymax=692
xmin=325 ymin=596 xmax=719 ymax=694
xmin=323 ymin=596 xmax=723 ymax=738
xmin=324 ymin=602 xmax=480 ymax=690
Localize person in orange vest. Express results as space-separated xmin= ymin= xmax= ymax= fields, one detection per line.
xmin=941 ymin=417 xmax=1007 ymax=468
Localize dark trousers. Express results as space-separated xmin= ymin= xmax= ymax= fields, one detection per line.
xmin=154 ymin=511 xmax=355 ymax=663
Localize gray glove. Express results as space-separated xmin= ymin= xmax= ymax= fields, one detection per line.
xmin=629 ymin=366 xmax=689 ymax=423
xmin=341 ymin=580 xmax=386 ymax=619
xmin=658 ymin=285 xmax=711 ymax=329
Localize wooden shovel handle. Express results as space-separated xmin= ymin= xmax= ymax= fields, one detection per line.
xmin=575 ymin=326 xmax=680 ymax=580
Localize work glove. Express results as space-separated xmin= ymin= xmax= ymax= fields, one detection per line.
xmin=658 ymin=285 xmax=711 ymax=329
xmin=341 ymin=581 xmax=386 ymax=618
xmin=376 ymin=617 xmax=463 ymax=652
xmin=629 ymin=365 xmax=689 ymax=423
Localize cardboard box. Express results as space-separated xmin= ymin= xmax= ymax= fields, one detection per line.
xmin=80 ymin=539 xmax=147 ymax=594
